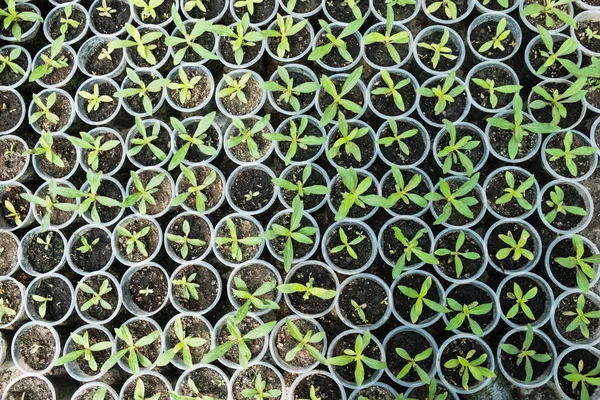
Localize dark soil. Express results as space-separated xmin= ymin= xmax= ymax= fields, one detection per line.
xmin=0 ymin=278 xmax=21 ymax=325
xmin=0 ymin=4 xmax=35 ymax=38
xmin=73 ymin=386 xmax=117 ymax=400
xmin=549 ymin=236 xmax=596 ymax=288
xmin=0 ymin=90 xmax=23 ymax=133
xmin=435 ymin=230 xmax=483 ymax=280
xmin=84 ymin=44 xmax=124 ymax=76
xmin=523 ymin=0 xmax=569 ymax=31
xmin=331 ymin=332 xmax=382 ymax=384
xmin=291 ymin=373 xmax=343 ymax=400
xmin=385 ymin=329 xmax=434 ymax=383
xmin=117 ymin=218 xmax=160 ymax=263
xmin=500 ymin=330 xmax=551 ymax=382
xmin=178 ymin=165 xmax=223 ymax=212
xmin=232 ymin=262 xmax=278 ymax=311
xmin=328 ymin=123 xmax=374 ymax=169
xmin=48 ymin=7 xmax=86 ymax=41
xmin=169 ymin=68 xmax=210 ymax=109
xmin=232 ymin=0 xmax=276 ymax=25
xmin=175 ymin=120 xmax=220 ymax=163
xmin=133 ymin=0 xmax=174 ymax=24
xmin=38 ymin=49 xmax=74 ymax=86
xmin=365 ymin=25 xmax=410 ymax=67
xmin=123 ymin=72 xmax=162 ymax=114
xmin=325 ymin=0 xmax=369 ymax=23
xmin=16 ymin=324 xmax=57 ymax=371
xmin=37 ymin=135 xmax=77 ymax=179
xmin=394 ymin=273 xmax=441 ymax=324
xmin=432 ymin=178 xmax=483 ymax=226
xmin=271 ymin=70 xmax=315 ymax=112
xmin=128 ymin=169 xmax=172 ymax=215
xmin=0 ymin=137 xmax=27 ymax=181
xmin=315 ymin=26 xmax=361 ymax=69
xmin=25 ymin=231 xmax=65 ymax=273
xmin=440 ymin=337 xmax=491 ymax=390
xmin=424 ymin=0 xmax=469 ymax=21
xmin=231 ymin=364 xmax=282 ymax=400
xmin=478 ymin=0 xmax=516 ymax=10
xmin=77 ymin=274 xmax=118 ymax=321
xmin=128 ymin=265 xmax=168 ymax=313
xmin=381 ymin=218 xmax=432 ymax=269
xmin=330 ymin=172 xmax=377 ymax=219
xmin=529 ymin=36 xmax=578 ymax=78
xmin=339 ymin=277 xmax=388 ymax=326
xmin=377 ymin=120 xmax=427 ymax=165
xmin=269 ymin=213 xmax=315 ymax=259
xmin=283 ymin=0 xmax=320 ymax=14
xmin=179 ymin=367 xmax=228 ymax=399
xmin=353 ymin=386 xmax=396 ymax=400
xmin=219 ymin=31 xmax=262 ymax=65
xmin=0 ymin=185 xmax=30 ymax=228
xmin=468 ymin=65 xmax=516 ymax=110
xmin=126 ymin=28 xmax=168 ymax=68
xmin=486 ymin=169 xmax=536 ymax=218
xmin=216 ymin=216 xmax=262 ymax=263
xmin=325 ymin=222 xmax=373 ymax=271
xmin=287 ymin=263 xmax=336 ymax=315
xmin=34 ymin=92 xmax=72 ymax=133
xmin=116 ymin=319 xmax=162 ymax=367
xmin=91 ymin=0 xmax=130 ymax=35
xmin=318 ymin=79 xmax=365 ymax=121
xmin=555 ymin=293 xmax=600 ymax=342
xmin=29 ymin=276 xmax=71 ymax=322
xmin=540 ymin=183 xmax=587 ymax=231
xmin=372 ymin=0 xmax=416 ymax=21
xmin=4 ymin=376 xmax=53 ymax=400
xmin=0 ymin=47 xmax=28 ymax=86
xmin=446 ymin=284 xmax=494 ymax=333
xmin=122 ymin=374 xmax=169 ymax=400
xmin=229 ymin=167 xmax=275 ymax=212
xmin=417 ymin=29 xmax=460 ymax=71
xmin=546 ymin=132 xmax=593 ymax=179
xmin=381 ymin=169 xmax=429 ymax=216
xmin=488 ymin=222 xmax=537 ymax=272
xmin=280 ymin=165 xmax=327 ymax=210
xmin=499 ymin=276 xmax=547 ymax=325
xmin=167 ymin=213 xmax=211 ymax=260
xmin=275 ymin=318 xmax=324 ymax=368
xmin=165 ymin=315 xmax=211 ymax=365
xmin=85 ymin=132 xmax=123 ymax=174
xmin=218 ymin=314 xmax=265 ymax=363
xmin=72 ymin=328 xmax=111 ymax=376
xmin=470 ymin=21 xmax=517 ymax=60
xmin=81 ymin=82 xmax=118 ymax=123
xmin=70 ymin=227 xmax=112 ymax=272
xmin=575 ymin=20 xmax=600 ymax=53
xmin=172 ymin=264 xmax=219 ymax=312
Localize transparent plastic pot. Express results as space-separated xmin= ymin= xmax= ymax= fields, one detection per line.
xmin=537 ymin=180 xmax=594 ymax=235
xmin=215 ymin=70 xmax=266 ymax=118
xmin=212 ymin=311 xmax=269 ymax=369
xmin=269 ymin=315 xmax=327 ymax=374
xmin=89 ymin=0 xmax=133 ymax=36
xmin=273 ymin=115 xmax=326 ymax=166
xmin=520 ymin=0 xmax=574 ymax=33
xmin=417 ymin=74 xmax=471 ymax=128
xmin=326 ymin=119 xmax=376 ymax=170
xmin=370 ymin=0 xmax=421 ymax=24
xmin=174 ymin=163 xmax=226 ymax=215
xmin=323 ymin=0 xmax=371 ymax=23
xmin=363 ymin=23 xmax=413 ymax=70
xmin=0 ymin=276 xmax=25 ymax=328
xmin=0 ymin=3 xmax=41 ymax=43
xmin=525 ymin=32 xmax=582 ymax=79
xmin=80 ymin=175 xmax=126 ymax=227
xmin=164 ymin=211 xmax=214 ymax=263
xmin=72 ymin=383 xmax=119 ymax=400
xmin=483 ymin=166 xmax=540 ymax=220
xmin=223 ymin=116 xmax=274 ymax=165
xmin=484 ymin=218 xmax=543 ymax=275
xmin=163 ymin=312 xmax=213 ymax=370
xmin=349 ymin=383 xmax=399 ymax=400
xmin=430 ymin=176 xmax=486 ymax=229
xmin=166 ymin=64 xmax=214 ymax=113
xmin=496 ymin=272 xmax=554 ymax=330
xmin=413 ymin=25 xmax=465 ymax=75
xmin=116 ymin=317 xmax=164 ymax=374
xmin=283 ymin=261 xmax=340 ymax=319
xmin=528 ymin=79 xmax=587 ymax=132
xmin=24 ymin=273 xmax=74 ymax=326
xmin=366 ymin=69 xmax=419 ymax=118
xmin=572 ymin=11 xmax=600 ymax=57
xmin=119 ymin=372 xmax=172 ymax=399
xmin=277 ymin=0 xmax=323 ymax=18
xmin=467 ymin=13 xmax=521 ymax=62
xmin=229 ymin=362 xmax=284 ymax=400
xmin=552 ymin=290 xmax=600 ymax=347
xmin=20 ymin=228 xmax=67 ymax=276
xmin=120 ymin=69 xmax=167 ymax=117
xmin=62 ymin=324 xmax=114 ymax=382
xmin=265 ymin=20 xmax=314 ymax=63
xmin=382 ymin=326 xmax=438 ymax=387
xmin=28 ymin=88 xmax=76 ymax=134
xmin=335 ymin=273 xmax=392 ymax=331
xmin=180 ymin=0 xmax=229 ymax=21
xmin=132 ymin=0 xmax=177 ymax=27
xmin=466 ymin=61 xmax=520 ymax=113
xmin=328 ymin=329 xmax=386 ymax=390
xmin=225 ymin=164 xmax=279 ymax=215
xmin=31 ymin=44 xmax=77 ymax=89
xmin=546 ymin=234 xmax=600 ymax=292
xmin=227 ymin=260 xmax=283 ymax=317
xmin=0 ymin=231 xmax=20 ymax=276
xmin=576 ymin=0 xmax=600 ymax=9
xmin=216 ymin=24 xmax=266 ymax=69
xmin=423 ymin=0 xmax=475 ymax=25
xmin=169 ymin=261 xmax=222 ymax=314
xmin=2 ymin=374 xmax=55 ymax=400
xmin=554 ymin=346 xmax=600 ymax=399
xmin=172 ymin=115 xmax=223 ymax=166
xmin=32 ymin=132 xmax=81 ymax=182
xmin=125 ymin=166 xmax=175 ymax=218
xmin=0 ymin=182 xmax=34 ymax=231
xmin=0 ymin=45 xmax=31 ymax=88
xmin=0 ymin=135 xmax=32 ymax=183
xmin=432 ymin=122 xmax=489 ymax=176
xmin=67 ymin=225 xmax=115 ymax=275
xmin=75 ymin=271 xmax=122 ymax=325
xmin=168 ymin=20 xmax=218 ymax=66
xmin=43 ymin=3 xmax=89 ymax=45
xmin=327 ymin=169 xmax=381 ymax=222
xmin=75 ymin=77 xmax=122 ymax=126
xmin=212 ymin=213 xmax=265 ymax=267
xmin=10 ymin=321 xmax=61 ymax=375
xmin=277 ymin=164 xmax=330 ymax=212
xmin=31 ymin=180 xmax=78 ymax=230
xmin=542 ymin=130 xmax=598 ymax=183
xmin=474 ymin=0 xmax=519 ymax=13
xmin=378 ymin=216 xmax=435 ymax=273
xmin=112 ymin=215 xmax=163 ymax=267
xmin=436 ymin=334 xmax=495 ymax=395
xmin=265 ymin=209 xmax=320 ymax=264
xmin=321 ymin=220 xmax=377 ymax=275
xmin=315 ymin=75 xmax=368 ymax=122
xmin=230 ymin=0 xmax=279 ymax=27
xmin=124 ymin=25 xmax=169 ymax=70
xmin=485 ymin=110 xmax=542 ymax=164
xmin=78 ymin=36 xmax=127 ymax=79
xmin=266 ymin=64 xmax=318 ymax=115
xmin=126 ymin=118 xmax=173 ymax=169
xmin=80 ymin=127 xmax=126 ymax=176
xmin=391 ymin=270 xmax=446 ymax=328
xmin=433 ymin=227 xmax=488 ymax=284
xmin=312 ymin=24 xmax=364 ymax=73
xmin=288 ymin=371 xmax=347 ymax=400
xmin=442 ymin=281 xmax=501 ymax=337
xmin=0 ymin=87 xmax=25 ymax=135
xmin=375 ymin=118 xmax=430 ymax=168
xmin=174 ymin=364 xmax=229 ymax=399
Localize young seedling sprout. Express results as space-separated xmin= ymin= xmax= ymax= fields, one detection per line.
xmin=130 ymin=0 xmax=165 ymax=21
xmin=563 ymin=359 xmax=600 ymax=400
xmin=122 ymin=170 xmax=167 ymax=216
xmin=395 ymin=345 xmax=433 ymax=383
xmin=425 ymin=173 xmax=481 ymax=225
xmin=496 ymin=229 xmax=535 ymax=262
xmin=116 ymin=224 xmax=151 ymax=258
xmin=232 ymin=276 xmax=280 ymax=313
xmin=443 ymin=348 xmax=496 ymax=390
xmin=78 ymin=84 xmax=114 ymax=114
xmin=263 ymin=66 xmax=320 ymax=112
xmin=437 ymin=119 xmax=481 ymax=176
xmin=391 ymin=227 xmax=438 ymax=278
xmin=133 ymin=377 xmax=162 ymax=400
xmin=363 ymin=8 xmax=410 ymax=64
xmin=97 ymin=0 xmax=116 ymax=17
xmin=25 ymin=131 xmax=64 ymax=168
xmin=128 ymin=117 xmax=167 ymax=163
xmin=0 ymin=47 xmax=25 ymax=76
xmin=217 ymin=71 xmax=253 ymax=104
xmin=327 ymin=330 xmax=387 ymax=386
xmin=245 ymin=191 xmax=260 ymax=201
xmin=278 ymin=277 xmax=337 ymax=301
xmin=327 ymin=112 xmax=369 ymax=162
xmin=21 ymin=181 xmax=78 ymax=231
xmin=166 ymin=220 xmax=206 ymax=260
xmin=30 ymin=93 xmax=60 ymax=126
xmin=169 ymin=112 xmax=218 ymax=170
xmin=0 ymin=0 xmax=43 ymax=41
xmin=308 ymin=18 xmax=364 ymax=64
xmin=284 ymin=318 xmax=327 ymax=364
xmin=172 ymin=273 xmax=200 ymax=301
xmin=545 ymin=131 xmax=597 ymax=177
xmin=555 ymin=235 xmax=600 ymax=293
xmin=0 ymin=298 xmax=16 ymax=323
xmin=333 ymin=166 xmax=390 ymax=221
xmin=172 ymin=165 xmax=216 ymax=214
xmin=523 ymin=1 xmax=576 ymax=30
xmin=351 ymin=299 xmax=368 ymax=323
xmin=500 ymin=324 xmax=552 ymax=383
xmin=445 ymin=298 xmax=493 ymax=336
xmin=166 ymin=6 xmax=219 ymax=65
xmin=416 ymin=28 xmax=457 ymax=69
xmin=529 ymin=78 xmax=587 ymax=126
xmin=215 ymin=218 xmax=262 ymax=262
xmin=78 ymin=279 xmax=113 ymax=312
xmin=535 ymin=25 xmax=579 ymax=75
xmin=330 ymin=227 xmax=365 ymax=260
xmin=109 ymin=24 xmax=163 ymax=65
xmin=167 ymin=68 xmax=205 ymax=105
xmin=376 ymin=119 xmax=419 ymax=159
xmin=101 ymin=324 xmax=161 ymax=374
xmin=506 ymin=282 xmax=538 ymax=321
xmin=115 ymin=68 xmax=171 ymax=115
xmin=495 ymin=171 xmax=536 ymax=211
xmin=169 ymin=377 xmax=218 ymax=400
xmin=563 ymin=294 xmax=600 ymax=339
xmin=434 ymin=232 xmax=481 ymax=278
xmin=416 ymin=71 xmax=465 ymax=116
xmin=262 ymin=14 xmax=309 ymax=58
xmin=478 ymin=18 xmax=511 ymax=54
xmin=36 ymin=232 xmax=53 ymax=250
xmin=272 ymin=164 xmax=330 ymax=205
xmin=67 ymin=132 xmax=120 ymax=172
xmin=55 ymin=331 xmax=112 ymax=371
xmin=157 ymin=316 xmax=207 ymax=369
xmin=318 ymin=67 xmax=364 ymax=127
xmin=218 ymin=14 xmax=265 ymax=65
xmin=3 ymin=200 xmax=22 ymax=226
xmin=471 ymin=78 xmax=521 ymax=109
xmin=29 ymin=35 xmax=69 ymax=83
xmin=544 ymin=185 xmax=587 ymax=224
xmin=240 ymin=373 xmax=281 ymax=399
xmin=59 ymin=5 xmax=80 ymax=36
xmin=263 ymin=116 xmax=326 ymax=165
xmin=32 ymin=294 xmax=52 ymax=318
xmin=225 ymin=115 xmax=271 ymax=161
xmin=384 ymin=166 xmax=428 ymax=211
xmin=426 ymin=0 xmax=458 ymax=19
xmin=371 ymin=70 xmax=411 ymax=112
xmin=398 ymin=276 xmax=449 ymax=323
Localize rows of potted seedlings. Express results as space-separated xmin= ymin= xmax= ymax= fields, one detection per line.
xmin=2 ymin=0 xmax=600 ymax=399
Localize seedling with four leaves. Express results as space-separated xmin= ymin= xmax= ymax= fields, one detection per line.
xmin=417 ymin=71 xmax=465 ymax=116
xmin=471 ymin=78 xmax=521 ymax=109
xmin=225 ymin=115 xmax=272 ymax=161
xmin=168 ymin=112 xmax=218 ymax=170
xmin=496 ymin=229 xmax=535 ymax=262
xmin=478 ymin=18 xmax=512 ymax=54
xmin=319 ymin=67 xmax=365 ymax=126
xmin=390 ymin=227 xmax=438 ymax=278
xmin=157 ymin=316 xmax=208 ymax=369
xmin=416 ymin=28 xmax=457 ymax=69
xmin=426 ymin=0 xmax=459 ymax=20
xmin=78 ymin=279 xmax=113 ymax=312
xmin=109 ymin=24 xmax=164 ymax=66
xmin=54 ymin=330 xmax=113 ymax=372
xmin=172 ymin=273 xmax=200 ymax=301
xmin=115 ymin=68 xmax=170 ymax=115
xmin=21 ymin=181 xmax=78 ymax=231
xmin=500 ymin=324 xmax=552 ymax=383
xmin=443 ymin=348 xmax=496 ymax=390
xmin=555 ymin=234 xmax=600 ymax=293
xmin=283 ymin=318 xmax=327 ymax=365
xmin=262 ymin=66 xmax=320 ymax=112
xmin=116 ymin=224 xmax=151 ymax=258
xmin=563 ymin=294 xmax=600 ymax=339
xmin=495 ymin=171 xmax=537 ymax=211
xmin=376 ymin=119 xmax=419 ymax=159
xmin=333 ymin=167 xmax=390 ymax=221
xmin=25 ymin=131 xmax=64 ymax=168
xmin=215 ymin=218 xmax=263 ymax=262
xmin=529 ymin=78 xmax=587 ymax=126
xmin=363 ymin=9 xmax=410 ymax=65
xmin=67 ymin=132 xmax=120 ymax=172
xmin=395 ymin=346 xmax=433 ymax=383
xmin=127 ymin=117 xmax=168 ymax=163
xmin=445 ymin=298 xmax=494 ymax=336
xmin=263 ymin=116 xmax=326 ymax=165
xmin=218 ymin=14 xmax=265 ymax=65
xmin=0 ymin=0 xmax=43 ymax=41
xmin=371 ymin=70 xmax=412 ymax=113
xmin=122 ymin=170 xmax=167 ymax=216
xmin=165 ymin=6 xmax=219 ymax=65
xmin=383 ymin=166 xmax=428 ymax=210
xmin=545 ymin=131 xmax=598 ymax=177
xmin=262 ymin=14 xmax=309 ymax=58
xmin=330 ymin=227 xmax=365 ymax=260
xmin=59 ymin=5 xmax=80 ymax=36
xmin=166 ymin=220 xmax=206 ymax=260
xmin=434 ymin=232 xmax=481 ymax=278
xmin=506 ymin=282 xmax=539 ymax=321
xmin=217 ymin=71 xmax=253 ymax=104
xmin=535 ymin=25 xmax=579 ymax=75
xmin=232 ymin=276 xmax=280 ymax=314
xmin=563 ymin=359 xmax=600 ymax=400
xmin=437 ymin=119 xmax=481 ymax=176
xmin=327 ymin=112 xmax=370 ymax=163
xmin=29 ymin=35 xmax=69 ymax=83
xmin=424 ymin=173 xmax=481 ymax=225
xmin=398 ymin=276 xmax=449 ymax=323
xmin=308 ymin=18 xmax=364 ymax=64
xmin=272 ymin=164 xmax=330 ymax=205
xmin=0 ymin=47 xmax=25 ymax=76
xmin=544 ymin=185 xmax=588 ymax=224
xmin=522 ymin=1 xmax=576 ymax=30
xmin=130 ymin=0 xmax=165 ymax=21
xmin=241 ymin=373 xmax=281 ymax=399
xmin=101 ymin=324 xmax=161 ymax=374
xmin=78 ymin=84 xmax=114 ymax=114
xmin=172 ymin=165 xmax=217 ymax=213
xmin=30 ymin=93 xmax=60 ymax=127
xmin=167 ymin=67 xmax=205 ymax=105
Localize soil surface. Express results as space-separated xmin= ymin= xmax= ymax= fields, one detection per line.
xmin=15 ymin=324 xmax=56 ymax=371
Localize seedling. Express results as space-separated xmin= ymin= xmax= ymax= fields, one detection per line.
xmin=327 ymin=112 xmax=370 ymax=162
xmin=218 ymin=14 xmax=265 ymax=65
xmin=523 ymin=0 xmax=576 ymax=30
xmin=496 ymin=229 xmax=534 ymax=262
xmin=3 ymin=200 xmax=22 ymax=226
xmin=165 ymin=6 xmax=219 ymax=65
xmin=421 ymin=379 xmax=449 ymax=400
xmin=437 ymin=119 xmax=481 ymax=176
xmin=416 ymin=71 xmax=465 ymax=116
xmin=351 ymin=299 xmax=368 ymax=323
xmin=263 ymin=196 xmax=317 ymax=271
xmin=0 ymin=298 xmax=16 ymax=323
xmin=284 ymin=318 xmax=327 ymax=364
xmin=544 ymin=185 xmax=587 ymax=224
xmin=333 ymin=166 xmax=390 ymax=221
xmin=278 ymin=277 xmax=337 ymax=300
xmin=481 ymin=0 xmax=509 ymax=8
xmin=21 ymin=182 xmax=77 ymax=231
xmin=183 ymin=0 xmax=206 ymax=13
xmin=371 ymin=70 xmax=411 ymax=112
xmin=308 ymin=18 xmax=364 ymax=64
xmin=563 ymin=359 xmax=600 ymax=400
xmin=363 ymin=9 xmax=410 ymax=64
xmin=262 ymin=66 xmax=319 ymax=112
xmin=200 ymin=308 xmax=276 ymax=368
xmin=586 ymin=28 xmax=600 ymax=41
xmin=78 ymin=279 xmax=113 ymax=312
xmin=59 ymin=5 xmax=80 ymax=36
xmin=506 ymin=282 xmax=538 ymax=320
xmin=32 ymin=294 xmax=52 ymax=318
xmin=529 ymin=77 xmax=587 ymax=126
xmin=168 ymin=68 xmax=204 ymax=105
xmin=115 ymin=68 xmax=170 ymax=115
xmin=169 ymin=377 xmax=219 ymax=400
xmin=98 ymin=47 xmax=113 ymax=61
xmin=166 ymin=220 xmax=206 ymax=260
xmin=101 ymin=324 xmax=161 ymax=374
xmin=376 ymin=119 xmax=419 ymax=157
xmin=501 ymin=324 xmax=552 ymax=383
xmin=398 ymin=276 xmax=448 ymax=323
xmin=67 ymin=132 xmax=120 ymax=172
xmin=172 ymin=273 xmax=200 ymax=301
xmin=486 ymin=93 xmax=558 ymax=159
xmin=139 ymin=287 xmax=153 ymax=297
xmin=78 ymin=84 xmax=114 ymax=113
xmin=55 ymin=331 xmax=112 ymax=371
xmin=300 ymin=386 xmax=323 ymax=400
xmin=445 ymin=298 xmax=493 ymax=336
xmin=263 ymin=14 xmax=309 ymax=58
xmin=225 ymin=114 xmax=271 ymax=161
xmin=97 ymin=0 xmax=116 ymax=17
xmin=0 ymin=47 xmax=25 ymax=76
xmin=395 ymin=346 xmax=433 ymax=383
xmin=443 ymin=348 xmax=496 ymax=390
xmin=128 ymin=117 xmax=168 ymax=162
xmin=555 ymin=235 xmax=600 ymax=293
xmin=25 ymin=131 xmax=64 ymax=168
xmin=545 ymin=131 xmax=597 ymax=177
xmin=169 ymin=112 xmax=218 ymax=170
xmin=327 ymin=330 xmax=387 ymax=386
xmin=0 ymin=0 xmax=43 ymax=41
xmin=172 ymin=165 xmax=216 ymax=213
xmin=122 ymin=170 xmax=167 ymax=216
xmin=245 ymin=191 xmax=259 ymax=201
xmin=36 ymin=233 xmax=53 ymax=250
xmin=30 ymin=93 xmax=60 ymax=126
xmin=272 ymin=164 xmax=329 ymax=205
xmin=426 ymin=0 xmax=458 ymax=19
xmin=425 ymin=173 xmax=481 ymax=225
xmin=470 ymin=78 xmax=521 ymax=109
xmin=232 ymin=276 xmax=280 ymax=314
xmin=241 ymin=373 xmax=281 ymax=399
xmin=109 ymin=24 xmax=163 ymax=65
xmin=318 ymin=66 xmax=364 ymax=126
xmin=495 ymin=171 xmax=536 ymax=211
xmin=116 ymin=225 xmax=151 ymax=257
xmin=263 ymin=116 xmax=326 ymax=165
xmin=330 ymin=227 xmax=365 ymax=260
xmin=478 ymin=18 xmax=511 ymax=53
xmin=416 ymin=28 xmax=457 ymax=69
xmin=157 ymin=316 xmax=207 ymax=369
xmin=563 ymin=294 xmax=600 ymax=339
xmin=385 ymin=166 xmax=428 ymax=211
xmin=535 ymin=25 xmax=579 ymax=75
xmin=133 ymin=377 xmax=161 ymax=400
xmin=391 ymin=227 xmax=438 ymax=278
xmin=217 ymin=71 xmax=252 ymax=104
xmin=215 ymin=218 xmax=262 ymax=262
xmin=130 ymin=0 xmax=164 ymax=21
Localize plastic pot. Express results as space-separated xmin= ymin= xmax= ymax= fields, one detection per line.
xmin=288 ymin=371 xmax=347 ymax=400
xmin=31 ymin=133 xmax=81 ymax=182
xmin=119 ymin=372 xmax=172 ymax=399
xmin=71 ymin=383 xmax=119 ymax=400
xmin=173 ymin=365 xmax=229 ymax=400
xmin=66 ymin=225 xmax=115 ymax=275
xmin=213 ymin=213 xmax=265 ymax=267
xmin=0 ymin=3 xmax=42 ymax=43
xmin=312 ymin=23 xmax=364 ymax=73
xmin=75 ymin=271 xmax=122 ymax=325
xmin=174 ymin=163 xmax=226 ymax=215
xmin=370 ymin=0 xmax=421 ymax=24
xmin=0 ymin=182 xmax=34 ymax=231
xmin=273 ymin=115 xmax=326 ymax=165
xmin=12 ymin=321 xmax=60 ymax=374
xmin=315 ymin=73 xmax=368 ymax=123
xmin=168 ymin=18 xmax=218 ymax=66
xmin=466 ymin=61 xmax=520 ymax=113
xmin=335 ymin=273 xmax=392 ymax=330
xmin=266 ymin=64 xmax=318 ymax=115
xmin=391 ymin=270 xmax=446 ymax=328
xmin=2 ymin=374 xmax=55 ymax=400
xmin=323 ymin=0 xmax=371 ymax=24
xmin=417 ymin=74 xmax=471 ymax=127
xmin=375 ymin=118 xmax=430 ymax=168
xmin=31 ymin=180 xmax=79 ymax=230
xmin=180 ymin=0 xmax=229 ymax=21
xmin=326 ymin=119 xmax=376 ymax=170
xmin=132 ymin=0 xmax=178 ymax=27
xmin=327 ymin=169 xmax=381 ymax=222
xmin=0 ymin=231 xmax=20 ymax=276
xmin=78 ymin=36 xmax=127 ymax=79
xmin=527 ymin=79 xmax=587 ymax=132
xmin=125 ymin=167 xmax=175 ymax=218
xmin=525 ymin=32 xmax=582 ymax=79
xmin=545 ymin=234 xmax=600 ymax=292
xmin=31 ymin=43 xmax=77 ymax=89
xmin=115 ymin=317 xmax=164 ymax=374
xmin=24 ymin=273 xmax=74 ymax=325
xmin=541 ymin=130 xmax=598 ymax=183
xmin=123 ymin=25 xmax=170 ymax=70
xmin=120 ymin=69 xmax=167 ymax=117
xmin=363 ymin=22 xmax=413 ymax=70
xmin=80 ymin=175 xmax=126 ymax=227
xmin=0 ymin=135 xmax=32 ymax=184
xmin=572 ymin=10 xmax=600 ymax=57
xmin=413 ymin=25 xmax=465 ymax=75
xmin=216 ymin=22 xmax=266 ymax=69
xmin=112 ymin=214 xmax=163 ymax=267
xmin=265 ymin=20 xmax=314 ymax=63
xmin=226 ymin=260 xmax=282 ymax=317
xmin=75 ymin=77 xmax=122 ymax=126
xmin=433 ymin=227 xmax=488 ymax=284
xmin=265 ymin=209 xmax=320 ymax=265
xmin=28 ymin=88 xmax=76 ymax=135
xmin=552 ymin=290 xmax=600 ymax=347
xmin=125 ymin=118 xmax=173 ymax=169
xmin=228 ymin=362 xmax=285 ymax=400
xmin=349 ymin=383 xmax=399 ymax=400
xmin=276 ymin=164 xmax=330 ymax=213
xmin=230 ymin=0 xmax=279 ymax=27
xmin=223 ymin=116 xmax=275 ymax=165
xmin=89 ymin=0 xmax=133 ymax=36
xmin=483 ymin=166 xmax=540 ymax=220
xmin=225 ymin=163 xmax=279 ymax=215
xmin=0 ymin=87 xmax=25 ymax=135
xmin=520 ymin=0 xmax=574 ymax=33
xmin=321 ymin=219 xmax=377 ymax=275
xmin=554 ymin=346 xmax=600 ymax=399
xmin=215 ymin=69 xmax=266 ymax=118
xmin=19 ymin=227 xmax=67 ymax=276
xmin=283 ymin=261 xmax=340 ymax=319
xmin=484 ymin=218 xmax=543 ymax=274
xmin=166 ymin=64 xmax=214 ymax=112
xmin=467 ymin=13 xmax=521 ymax=62
xmin=422 ymin=0 xmax=475 ymax=25
xmin=43 ymin=3 xmax=89 ymax=45
xmin=474 ymin=0 xmax=519 ymax=13
xmin=0 ymin=45 xmax=31 ymax=88
xmin=496 ymin=272 xmax=554 ymax=329
xmin=169 ymin=262 xmax=222 ymax=314
xmin=172 ymin=115 xmax=223 ymax=166
xmin=79 ymin=127 xmax=126 ymax=176
xmin=277 ymin=0 xmax=323 ymax=18
xmin=432 ymin=121 xmax=489 ymax=176
xmin=366 ymin=69 xmax=419 ymax=119
xmin=485 ymin=109 xmax=542 ymax=164
xmin=378 ymin=216 xmax=435 ymax=273
xmin=0 ymin=276 xmax=25 ymax=329
xmin=62 ymin=324 xmax=114 ymax=382
xmin=162 ymin=312 xmax=213 ymax=370
xmin=537 ymin=180 xmax=594 ymax=235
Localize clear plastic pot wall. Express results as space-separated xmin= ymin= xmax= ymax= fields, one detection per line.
xmin=552 ymin=290 xmax=600 ymax=347
xmin=163 ymin=312 xmax=213 ymax=370
xmin=67 ymin=225 xmax=116 ymax=275
xmin=466 ymin=61 xmax=520 ymax=113
xmin=327 ymin=169 xmax=381 ymax=222
xmin=12 ymin=321 xmax=60 ymax=374
xmin=229 ymin=0 xmax=279 ymax=27
xmin=172 ymin=116 xmax=223 ymax=166
xmin=576 ymin=0 xmax=600 ymax=10
xmin=169 ymin=262 xmax=222 ymax=314
xmin=223 ymin=116 xmax=274 ymax=165
xmin=370 ymin=0 xmax=421 ymax=25
xmin=226 ymin=260 xmax=282 ymax=317
xmin=215 ymin=69 xmax=266 ymax=118
xmin=277 ymin=0 xmax=323 ymax=18
xmin=180 ymin=0 xmax=229 ymax=21
xmin=0 ymin=276 xmax=25 ymax=329
xmin=174 ymin=365 xmax=229 ymax=400
xmin=78 ymin=36 xmax=127 ymax=79
xmin=541 ymin=130 xmax=598 ymax=183
xmin=273 ymin=115 xmax=326 ymax=166
xmin=391 ymin=270 xmax=445 ymax=328
xmin=545 ymin=234 xmax=600 ymax=292
xmin=326 ymin=119 xmax=376 ymax=170
xmin=496 ymin=272 xmax=554 ymax=329
xmin=266 ymin=64 xmax=318 ymax=115
xmin=43 ymin=3 xmax=89 ymax=45
xmin=0 ymin=87 xmax=25 ymax=135
xmin=32 ymin=180 xmax=79 ymax=230
xmin=349 ymin=383 xmax=399 ymax=400
xmin=537 ymin=179 xmax=594 ymax=235
xmin=467 ymin=13 xmax=521 ymax=62
xmin=31 ymin=44 xmax=77 ymax=89
xmin=379 ymin=216 xmax=435 ymax=272
xmin=376 ymin=118 xmax=430 ymax=168
xmin=1 ymin=374 xmax=56 ymax=400
xmin=25 ymin=273 xmax=75 ymax=326
xmin=20 ymin=228 xmax=67 ymax=276
xmin=0 ymin=135 xmax=32 ymax=184
xmin=413 ymin=25 xmax=465 ymax=75
xmin=482 ymin=166 xmax=540 ymax=220
xmin=0 ymin=182 xmax=34 ymax=231
xmin=28 ymin=88 xmax=76 ymax=135
xmin=363 ymin=23 xmax=413 ymax=70
xmin=75 ymin=271 xmax=122 ymax=325
xmin=119 ymin=372 xmax=172 ymax=399
xmin=554 ymin=346 xmax=600 ymax=399
xmin=228 ymin=362 xmax=285 ymax=400
xmin=525 ymin=33 xmax=582 ymax=79
xmin=164 ymin=211 xmax=214 ymax=264
xmin=75 ymin=78 xmax=122 ymax=126
xmin=432 ymin=122 xmax=489 ymax=175
xmin=335 ymin=273 xmax=392 ymax=330
xmin=571 ymin=11 xmax=600 ymax=56
xmin=288 ymin=371 xmax=347 ymax=400
xmin=484 ymin=218 xmax=542 ymax=274
xmin=283 ymin=261 xmax=340 ymax=319
xmin=474 ymin=0 xmax=519 ymax=13
xmin=80 ymin=175 xmax=126 ymax=227
xmin=321 ymin=219 xmax=377 ymax=275
xmin=120 ymin=69 xmax=167 ymax=117
xmin=124 ymin=25 xmax=170 ymax=70
xmin=0 ymin=3 xmax=41 ymax=43
xmin=79 ymin=127 xmax=125 ymax=176
xmin=226 ymin=164 xmax=279 ymax=215
xmin=63 ymin=324 xmax=114 ymax=382
xmin=111 ymin=214 xmax=163 ymax=267
xmin=125 ymin=167 xmax=175 ymax=218
xmin=212 ymin=213 xmax=265 ymax=267
xmin=32 ymin=132 xmax=81 ymax=182
xmin=0 ymin=45 xmax=31 ymax=88
xmin=120 ymin=262 xmax=171 ymax=317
